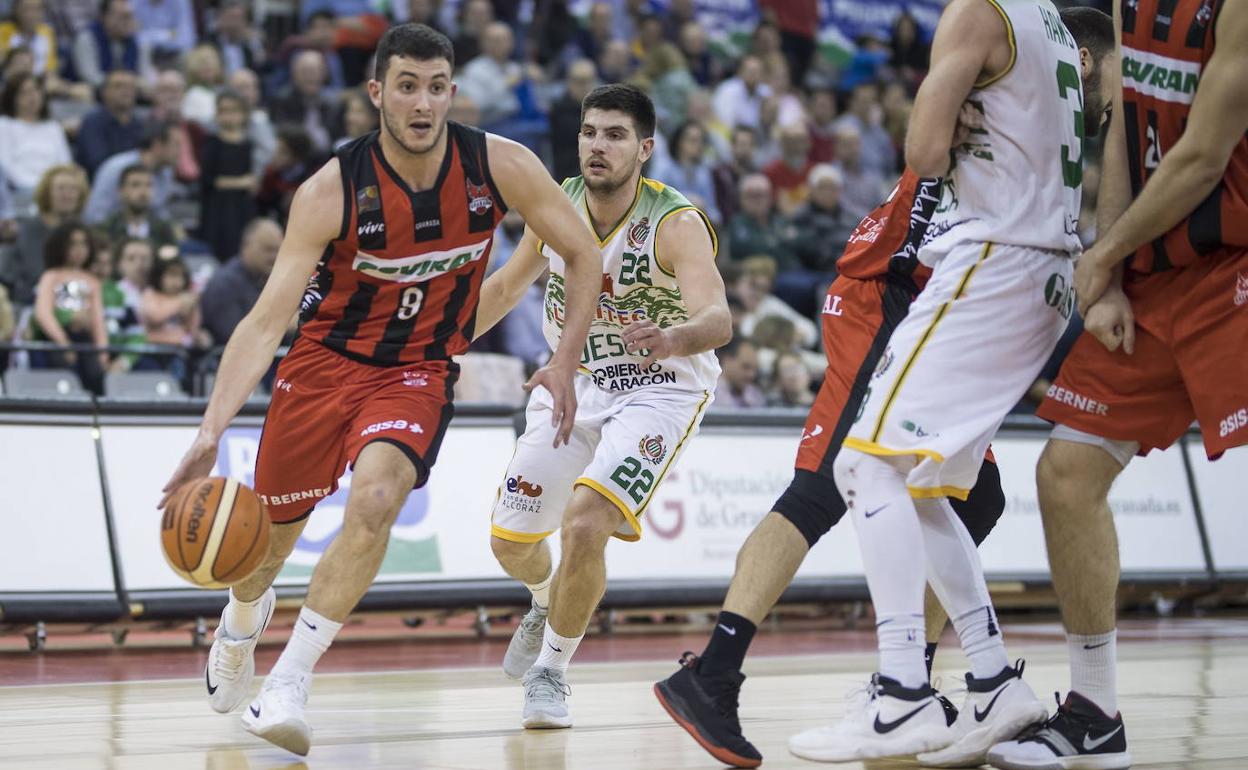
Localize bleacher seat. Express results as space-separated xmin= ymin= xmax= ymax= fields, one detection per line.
xmin=2 ymin=369 xmax=91 ymax=399
xmin=104 ymin=371 xmax=188 ymax=401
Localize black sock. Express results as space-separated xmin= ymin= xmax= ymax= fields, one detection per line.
xmin=925 ymin=641 xmax=939 ymax=680
xmin=698 ymin=611 xmax=757 ymax=676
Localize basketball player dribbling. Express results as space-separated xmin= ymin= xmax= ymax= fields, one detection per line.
xmin=157 ymin=24 xmax=603 ymax=756
xmin=782 ymin=3 xmax=1116 ymax=765
xmin=992 ymin=2 xmax=1248 ymax=768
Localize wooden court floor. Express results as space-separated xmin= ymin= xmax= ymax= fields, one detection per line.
xmin=1 ymin=622 xmax=1246 ymax=770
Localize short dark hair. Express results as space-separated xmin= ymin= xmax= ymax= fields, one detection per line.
xmin=1 ymin=73 xmax=46 ymax=119
xmin=717 ymin=333 xmax=752 ymax=359
xmin=276 ymin=124 xmax=314 ymax=163
xmin=374 ymin=23 xmax=454 ymax=83
xmin=1061 ymin=7 xmax=1114 ymax=61
xmin=581 ymin=83 xmax=656 ymax=139
xmin=118 ymin=163 xmax=150 ymax=187
xmin=138 ymin=121 xmax=175 ymax=150
xmin=149 ymin=255 xmax=190 ymax=292
xmin=43 ymin=223 xmax=94 ymax=270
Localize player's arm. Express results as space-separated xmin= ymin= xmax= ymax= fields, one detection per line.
xmin=158 ymin=160 xmax=342 ymax=507
xmin=487 ymin=135 xmax=601 ymax=445
xmin=1082 ymin=6 xmax=1248 ymax=274
xmin=904 ymin=0 xmax=1012 ymax=177
xmin=622 ymin=210 xmax=731 ymax=365
xmin=473 ymin=227 xmax=549 ymax=339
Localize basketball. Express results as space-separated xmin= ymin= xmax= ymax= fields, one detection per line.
xmin=160 ymin=478 xmax=271 ymax=589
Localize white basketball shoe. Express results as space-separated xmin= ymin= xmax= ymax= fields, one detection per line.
xmin=241 ymin=671 xmax=312 ymax=755
xmin=503 ymin=601 xmax=548 ymax=679
xmin=205 ymin=587 xmax=276 ymax=713
xmin=918 ymin=660 xmax=1048 ymax=767
xmin=522 ymin=666 xmax=573 ymax=728
xmin=788 ymin=673 xmax=956 ymax=762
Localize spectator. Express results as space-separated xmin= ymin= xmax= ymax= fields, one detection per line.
xmin=138 ymin=255 xmax=204 ymax=374
xmin=45 ymin=1 xmax=96 ymax=43
xmin=769 ymin=349 xmax=814 ymax=407
xmin=3 ymin=44 xmax=35 ymax=83
xmin=831 ymin=124 xmax=888 ymax=221
xmin=766 ymin=58 xmax=807 ymax=128
xmin=228 ymin=68 xmax=277 ymax=171
xmin=98 ymin=164 xmax=181 ymax=250
xmin=835 ymin=81 xmax=897 ymax=176
xmin=650 ymin=121 xmax=721 ymax=225
xmin=575 ymin=2 xmax=614 ymax=64
xmin=75 ymin=68 xmax=143 ymax=177
xmin=181 ymin=42 xmax=225 ymax=128
xmin=72 ymin=0 xmax=154 ymax=89
xmin=748 ymin=21 xmax=787 ymax=79
xmin=281 ymin=10 xmax=346 ymax=93
xmin=730 ymin=255 xmax=817 ymax=348
xmin=0 ymin=279 xmax=13 ymax=370
xmin=0 ymin=163 xmax=14 ymax=239
xmin=84 ymin=121 xmax=178 ymax=225
xmin=0 ymin=74 xmax=72 ymax=203
xmin=148 ymin=69 xmax=204 ymax=183
xmin=30 ymin=222 xmax=108 ymax=392
xmin=712 ymin=55 xmax=771 ymax=132
xmin=0 ymin=0 xmax=61 ymax=84
xmin=199 ymin=89 xmax=255 ymax=260
xmin=457 ymin=22 xmax=522 ymax=128
xmin=598 ymin=39 xmax=635 ymax=84
xmin=208 ymin=0 xmax=266 ymax=77
xmin=677 ymin=20 xmax=722 ymax=87
xmin=807 ymin=87 xmax=837 ymax=163
xmin=131 ymin=0 xmax=196 ymax=64
xmin=101 ymin=236 xmax=150 ymax=370
xmin=762 ymin=121 xmax=814 ymax=215
xmin=548 ymin=58 xmax=597 ymax=183
xmin=257 ymin=125 xmax=315 ymax=223
xmin=726 ymin=172 xmax=791 ymax=266
xmin=660 ymin=0 xmax=696 ymax=43
xmin=712 ymin=125 xmax=758 ymax=225
xmin=880 ymin=80 xmax=913 ymax=158
xmin=683 ymin=88 xmax=730 ymax=157
xmin=452 ymin=0 xmax=493 ymax=67
xmin=0 ymin=163 xmax=88 ymax=305
xmin=199 ymin=217 xmax=281 ymax=346
xmin=714 ymin=336 xmax=766 ymax=409
xmin=781 ymin=163 xmax=858 ymax=274
xmin=268 ymin=49 xmax=336 ymax=153
xmin=527 ymin=0 xmax=578 ymax=70
xmin=333 ymin=88 xmax=377 ymax=150
xmin=890 ymin=11 xmax=931 ymax=85
xmin=759 ymin=0 xmax=818 ymax=87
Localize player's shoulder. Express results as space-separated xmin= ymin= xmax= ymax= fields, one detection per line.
xmin=639 ymin=176 xmax=694 ymax=210
xmin=287 ymin=156 xmax=347 ymax=241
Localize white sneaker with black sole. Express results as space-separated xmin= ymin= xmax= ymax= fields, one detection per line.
xmin=241 ymin=671 xmax=312 ymax=756
xmin=205 ymin=588 xmax=276 ymax=713
xmin=919 ymin=659 xmax=1048 ymax=767
xmin=788 ymin=674 xmax=956 ymax=762
xmin=503 ymin=601 xmax=548 ymax=680
xmin=986 ymin=691 xmax=1131 ymax=770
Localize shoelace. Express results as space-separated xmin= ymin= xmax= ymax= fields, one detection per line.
xmin=675 ymin=652 xmax=744 ymax=733
xmin=526 ymin=669 xmax=571 ymax=700
xmin=265 ymin=674 xmax=310 ymax=710
xmin=519 ymin=607 xmax=547 ymax=641
xmin=212 ymin=639 xmax=252 ymax=682
xmin=1017 ymin=692 xmax=1079 ymax=744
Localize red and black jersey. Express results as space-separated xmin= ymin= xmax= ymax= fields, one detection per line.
xmin=834 ymin=168 xmax=941 ymax=290
xmin=298 ymin=123 xmax=507 ymax=366
xmin=1121 ymin=0 xmax=1248 ymax=274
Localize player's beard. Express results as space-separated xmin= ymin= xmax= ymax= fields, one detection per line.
xmin=380 ymin=97 xmax=445 ymax=156
xmin=1082 ymin=66 xmax=1106 ymax=137
xmin=582 ymin=162 xmax=633 ymax=195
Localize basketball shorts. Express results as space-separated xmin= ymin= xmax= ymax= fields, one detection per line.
xmin=491 ymin=375 xmax=712 ymax=543
xmin=773 ymin=274 xmax=1004 ymax=547
xmin=1038 ymin=248 xmax=1248 ymax=459
xmin=844 ymin=240 xmax=1072 ymax=499
xmin=254 ymin=338 xmax=458 ymax=523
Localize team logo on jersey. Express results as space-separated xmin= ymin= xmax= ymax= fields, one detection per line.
xmin=900 ymin=420 xmax=935 ymax=439
xmin=849 ymin=215 xmax=886 ymax=246
xmin=638 ymin=434 xmax=667 ymax=465
xmin=1044 ymin=272 xmax=1075 ymax=320
xmin=353 ymin=238 xmax=491 ymax=283
xmin=1196 ymin=0 xmax=1214 ymax=25
xmin=506 ymin=475 xmax=543 ymax=498
xmin=801 ymin=424 xmax=823 ymax=442
xmin=1234 ymin=272 xmax=1248 ymax=307
xmin=627 ymin=217 xmax=651 ymax=250
xmin=357 ymin=185 xmax=381 ymax=213
xmin=873 ymin=348 xmax=894 ymax=379
xmin=466 ymin=181 xmax=494 ymax=214
xmin=402 ymin=370 xmax=430 ymax=388
xmin=358 ymin=221 xmax=385 ymax=236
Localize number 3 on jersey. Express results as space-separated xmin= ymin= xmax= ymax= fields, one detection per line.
xmin=397 ymin=286 xmax=424 ymax=320
xmin=1055 ymin=60 xmax=1084 ymax=189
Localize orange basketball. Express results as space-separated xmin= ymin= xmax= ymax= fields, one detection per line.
xmin=161 ymin=477 xmax=271 ymax=588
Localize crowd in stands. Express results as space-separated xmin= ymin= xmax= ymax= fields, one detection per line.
xmin=0 ymin=0 xmax=1098 ymax=406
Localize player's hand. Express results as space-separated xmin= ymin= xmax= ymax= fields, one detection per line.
xmin=158 ymin=432 xmax=218 ymax=509
xmin=1083 ymin=285 xmax=1136 ymax=355
xmin=524 ymin=359 xmax=578 ymax=447
xmin=952 ymin=101 xmax=983 ymax=148
xmin=1074 ymin=247 xmax=1114 ymax=315
xmin=621 ymin=320 xmax=673 ymax=367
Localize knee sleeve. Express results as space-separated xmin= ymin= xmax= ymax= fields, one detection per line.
xmin=772 ymin=469 xmax=847 ymax=548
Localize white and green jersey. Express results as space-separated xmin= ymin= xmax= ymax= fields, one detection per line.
xmin=924 ymin=0 xmax=1084 ymax=258
xmin=541 ymin=175 xmax=721 ymax=394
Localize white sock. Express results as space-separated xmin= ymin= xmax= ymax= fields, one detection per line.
xmin=952 ymin=606 xmax=1010 ymax=679
xmin=222 ymin=588 xmax=267 ymax=640
xmin=1068 ymin=630 xmax=1118 ymax=715
xmin=526 ymin=572 xmax=552 ymax=610
xmin=834 ymin=449 xmax=928 ymax=689
xmin=270 ymin=606 xmax=343 ymax=679
xmin=533 ymin=623 xmax=583 ymax=673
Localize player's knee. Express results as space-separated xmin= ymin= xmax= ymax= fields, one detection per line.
xmin=1036 ymin=440 xmax=1099 ymax=508
xmin=345 ymin=480 xmax=406 ymax=536
xmin=559 ymin=512 xmax=614 ymax=556
xmin=773 ymin=470 xmax=844 ymax=548
xmin=490 ymin=534 xmax=538 ymax=567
